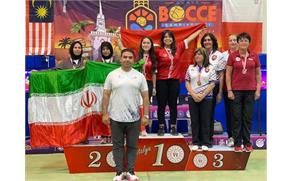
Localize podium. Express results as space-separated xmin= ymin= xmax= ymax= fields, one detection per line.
xmin=185 ymin=145 xmax=250 ymax=170
xmin=63 ymin=134 xmax=251 ymax=173
xmin=135 ymin=134 xmax=190 ymax=171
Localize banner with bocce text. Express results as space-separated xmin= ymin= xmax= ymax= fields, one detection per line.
xmin=54 ymin=0 xmax=221 ymax=80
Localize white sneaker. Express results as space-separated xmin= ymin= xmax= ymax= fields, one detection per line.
xmin=201 ymin=145 xmax=209 ymax=151
xmin=126 ymin=172 xmax=139 ymax=181
xmin=140 ymin=130 xmax=148 ymax=137
xmin=226 ymin=137 xmax=234 ymax=147
xmin=57 ymin=147 xmax=64 ymax=151
xmin=191 ymin=145 xmax=199 ymax=151
xmin=113 ymin=172 xmax=124 ymax=181
xmin=100 ymin=137 xmax=107 ymax=144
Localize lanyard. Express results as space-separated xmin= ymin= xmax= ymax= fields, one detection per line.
xmin=197 ymin=66 xmax=203 ymax=86
xmin=165 ymin=48 xmax=174 ymax=78
xmin=241 ymin=52 xmax=248 ymax=74
xmin=165 ymin=48 xmax=174 ymax=59
xmin=143 ymin=54 xmax=149 ymax=75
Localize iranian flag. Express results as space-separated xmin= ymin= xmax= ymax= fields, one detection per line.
xmin=28 ymin=61 xmax=144 ymax=148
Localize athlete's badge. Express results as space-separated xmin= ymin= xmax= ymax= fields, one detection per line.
xmin=211 ymin=55 xmax=217 ymax=60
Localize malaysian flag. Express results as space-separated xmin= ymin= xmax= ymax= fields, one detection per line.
xmin=26 ymin=0 xmax=54 ymax=55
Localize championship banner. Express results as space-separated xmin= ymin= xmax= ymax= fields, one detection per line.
xmin=54 ymin=0 xmax=222 ymax=80
xmin=28 ymin=60 xmax=144 ymax=148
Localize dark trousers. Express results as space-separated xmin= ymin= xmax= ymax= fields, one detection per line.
xmin=110 ymin=119 xmax=140 ymax=173
xmin=146 ymin=80 xmax=153 ymax=132
xmin=223 ymin=91 xmax=232 ymax=138
xmin=156 ymin=79 xmax=180 ymax=126
xmin=147 ymin=80 xmax=153 ymax=101
xmin=230 ymin=91 xmax=255 ymax=147
xmin=188 ymin=96 xmax=212 ymax=147
xmin=210 ymin=83 xmax=219 ymax=139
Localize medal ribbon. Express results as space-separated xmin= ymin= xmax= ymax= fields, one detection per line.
xmin=242 ymin=52 xmax=248 ymax=73
xmin=143 ymin=54 xmax=149 ymax=75
xmin=197 ymin=66 xmax=202 ymax=86
xmin=165 ymin=48 xmax=174 ymax=78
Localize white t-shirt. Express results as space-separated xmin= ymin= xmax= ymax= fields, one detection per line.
xmin=185 ymin=64 xmax=217 ymax=97
xmin=104 ymin=67 xmax=148 ymax=122
xmin=208 ymin=50 xmax=227 ymax=80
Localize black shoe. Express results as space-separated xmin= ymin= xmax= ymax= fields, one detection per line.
xmin=170 ymin=127 xmax=178 ymax=136
xmin=80 ymin=140 xmax=89 ymax=144
xmin=157 ymin=127 xmax=165 ymax=136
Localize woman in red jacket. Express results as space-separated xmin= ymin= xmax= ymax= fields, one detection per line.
xmin=155 ymin=28 xmax=204 ymax=136
xmin=138 ymin=36 xmax=157 ymax=136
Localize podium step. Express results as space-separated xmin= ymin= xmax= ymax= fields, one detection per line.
xmin=63 ymin=134 xmax=251 ymax=173
xmin=26 ymin=133 xmax=266 ymax=154
xmin=186 ymin=145 xmax=250 ymax=170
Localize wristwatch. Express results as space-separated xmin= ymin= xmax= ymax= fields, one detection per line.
xmin=144 ymin=115 xmax=149 ymax=119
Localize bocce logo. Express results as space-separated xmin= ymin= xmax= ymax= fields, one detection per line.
xmin=169 ymin=6 xmax=185 ymax=22
xmin=125 ymin=0 xmax=158 ymax=30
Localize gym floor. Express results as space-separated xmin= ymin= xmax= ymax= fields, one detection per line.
xmin=25 ymin=150 xmax=266 ymax=181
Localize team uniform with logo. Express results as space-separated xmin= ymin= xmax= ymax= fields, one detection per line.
xmin=208 ymin=50 xmax=227 ymax=140
xmin=185 ymin=64 xmax=216 ymax=147
xmin=227 ymin=50 xmax=261 ymax=148
xmin=142 ymin=55 xmax=157 ymax=98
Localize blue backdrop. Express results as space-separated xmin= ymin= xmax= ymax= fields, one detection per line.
xmin=25 ymin=54 xmax=267 ymax=137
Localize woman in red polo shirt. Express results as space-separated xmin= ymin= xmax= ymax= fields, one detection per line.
xmin=226 ymin=32 xmax=261 ymax=152
xmin=155 ymin=28 xmax=204 ymax=136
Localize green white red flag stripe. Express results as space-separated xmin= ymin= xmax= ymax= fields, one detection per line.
xmin=28 ymin=61 xmax=144 ymax=148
